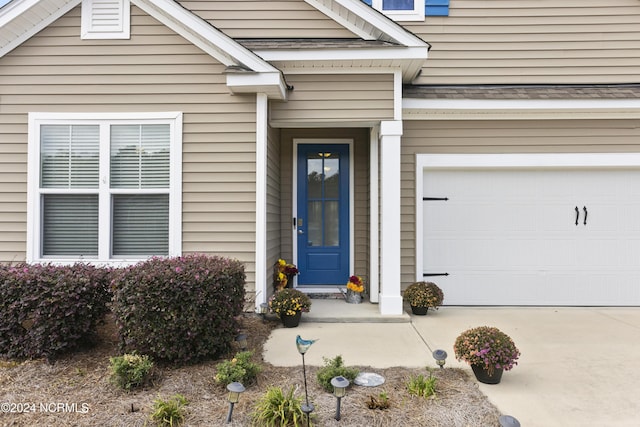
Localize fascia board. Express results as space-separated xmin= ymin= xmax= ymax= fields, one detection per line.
xmin=253 ymin=45 xmax=428 ymax=62
xmin=1 ymin=0 xmax=81 ymax=58
xmin=132 ymin=0 xmax=277 ymax=72
xmin=403 ymin=98 xmax=640 ymax=120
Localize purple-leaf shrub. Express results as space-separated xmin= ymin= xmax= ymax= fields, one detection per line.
xmin=111 ymin=254 xmax=245 ymax=365
xmin=0 ymin=263 xmax=111 ymax=360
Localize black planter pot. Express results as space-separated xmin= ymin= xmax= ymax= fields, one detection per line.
xmin=471 ymin=364 xmax=504 ymax=384
xmin=280 ymin=311 xmax=302 ymax=328
xmin=411 ymin=305 xmax=428 ymax=315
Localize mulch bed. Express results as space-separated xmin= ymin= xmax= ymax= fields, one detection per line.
xmin=0 ymin=314 xmax=501 ymax=426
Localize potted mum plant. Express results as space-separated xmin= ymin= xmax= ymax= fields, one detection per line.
xmin=273 ymin=258 xmax=299 ymax=291
xmin=345 ymin=275 xmax=364 ymax=304
xmin=403 ymin=281 xmax=444 ymax=315
xmin=453 ymin=326 xmax=521 ymax=384
xmin=268 ymin=288 xmax=311 ymax=328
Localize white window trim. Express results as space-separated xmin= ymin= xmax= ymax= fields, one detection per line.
xmin=27 ymin=112 xmax=182 ymax=266
xmin=372 ymin=0 xmax=425 ymax=22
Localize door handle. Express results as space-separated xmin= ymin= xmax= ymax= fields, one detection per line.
xmin=575 ymin=206 xmax=579 ymax=226
xmin=298 ymin=229 xmax=304 ymax=235
xmin=583 ymin=206 xmax=588 ymax=225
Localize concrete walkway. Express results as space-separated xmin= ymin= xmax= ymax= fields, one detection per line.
xmin=263 ymin=303 xmax=640 ymax=427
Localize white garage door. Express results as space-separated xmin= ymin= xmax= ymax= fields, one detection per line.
xmin=422 ymin=166 xmax=640 ymax=306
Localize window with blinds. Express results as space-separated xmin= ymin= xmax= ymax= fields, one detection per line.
xmin=34 ymin=117 xmax=178 ymax=261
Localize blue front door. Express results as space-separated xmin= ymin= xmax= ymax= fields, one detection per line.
xmin=296 ymin=144 xmax=350 ymax=285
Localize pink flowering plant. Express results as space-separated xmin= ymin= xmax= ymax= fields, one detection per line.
xmin=454 ymin=326 xmax=521 ymax=375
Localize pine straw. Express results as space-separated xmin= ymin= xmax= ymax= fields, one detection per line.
xmin=0 ymin=314 xmax=501 ymax=426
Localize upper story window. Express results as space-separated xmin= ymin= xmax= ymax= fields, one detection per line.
xmin=363 ymin=0 xmax=449 ymax=21
xmin=27 ymin=112 xmax=182 ymax=265
xmin=374 ymin=0 xmax=424 ymax=21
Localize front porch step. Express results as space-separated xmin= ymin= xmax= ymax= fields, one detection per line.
xmin=302 ymin=298 xmax=411 ymax=323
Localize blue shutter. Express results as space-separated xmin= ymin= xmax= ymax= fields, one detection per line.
xmin=425 ymin=0 xmax=449 ymax=16
xmin=362 ymin=0 xmax=372 ymax=5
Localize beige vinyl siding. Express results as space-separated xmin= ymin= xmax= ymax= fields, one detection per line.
xmin=177 ymin=0 xmax=356 ymax=39
xmin=399 ymin=119 xmax=640 ymax=288
xmin=279 ymin=128 xmax=370 ymax=283
xmin=0 ymin=131 xmax=25 ymax=261
xmin=0 ymin=6 xmax=260 ymax=288
xmin=266 ymin=124 xmax=282 ymax=298
xmin=272 ymin=74 xmax=394 ymax=125
xmin=408 ymin=0 xmax=640 ymax=85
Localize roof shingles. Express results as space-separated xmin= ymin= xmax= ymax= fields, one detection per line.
xmin=404 ymin=85 xmax=640 ymax=100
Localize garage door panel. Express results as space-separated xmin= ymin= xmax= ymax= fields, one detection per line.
xmin=423 ymin=167 xmax=640 ymax=306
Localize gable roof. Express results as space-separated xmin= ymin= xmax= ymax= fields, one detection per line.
xmin=0 ymin=0 xmax=287 ymax=98
xmin=1 ymin=0 xmax=429 ymax=92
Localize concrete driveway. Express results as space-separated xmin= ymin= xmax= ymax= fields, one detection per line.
xmin=264 ymin=306 xmax=640 ymax=426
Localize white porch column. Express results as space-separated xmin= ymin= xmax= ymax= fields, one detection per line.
xmin=378 ymin=120 xmax=403 ymax=315
xmin=255 ymin=93 xmax=268 ymax=310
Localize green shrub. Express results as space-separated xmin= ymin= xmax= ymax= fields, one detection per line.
xmin=111 ymin=254 xmax=245 ymax=365
xmin=109 ymin=353 xmax=154 ymax=391
xmin=315 ymin=355 xmax=359 ymax=393
xmin=0 ymin=263 xmax=111 ymax=360
xmin=150 ymin=394 xmax=188 ymax=426
xmin=407 ymin=372 xmax=437 ymax=399
xmin=252 ymin=386 xmax=311 ymax=427
xmin=215 ymin=351 xmax=262 ymax=386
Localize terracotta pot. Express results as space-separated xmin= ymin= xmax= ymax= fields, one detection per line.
xmin=280 ymin=311 xmax=302 ymax=328
xmin=471 ymin=364 xmax=504 ymax=384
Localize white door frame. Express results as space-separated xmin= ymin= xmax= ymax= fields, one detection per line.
xmin=293 ymin=138 xmax=354 ymax=293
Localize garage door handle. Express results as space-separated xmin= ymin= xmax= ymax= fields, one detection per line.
xmin=575 ymin=206 xmax=579 ymax=226
xmin=583 ymin=206 xmax=588 ymax=225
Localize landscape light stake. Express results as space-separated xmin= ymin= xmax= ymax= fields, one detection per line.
xmin=433 ymin=349 xmax=447 ymax=369
xmin=225 ymin=382 xmax=245 ymax=423
xmin=259 ymin=302 xmax=268 ymax=323
xmin=296 ymin=335 xmax=317 ymax=427
xmin=331 ymin=375 xmax=350 ymax=421
xmin=235 ymin=333 xmax=248 ymax=352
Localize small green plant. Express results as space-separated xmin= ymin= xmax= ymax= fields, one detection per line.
xmin=109 ymin=353 xmax=154 ymax=391
xmin=150 ymin=394 xmax=188 ymax=426
xmin=215 ymin=351 xmax=262 ymax=386
xmin=407 ymin=371 xmax=437 ymax=399
xmin=315 ymin=355 xmax=359 ymax=392
xmin=252 ymin=386 xmax=310 ymax=426
xmin=366 ymin=391 xmax=391 ymax=410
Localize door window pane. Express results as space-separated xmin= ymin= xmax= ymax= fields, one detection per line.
xmin=323 ymin=156 xmax=340 ymax=199
xmin=42 ymin=194 xmax=99 ymax=256
xmin=307 ymin=201 xmax=322 ymax=247
xmin=324 ymin=201 xmax=339 ymax=246
xmin=307 ymin=156 xmax=323 ymax=198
